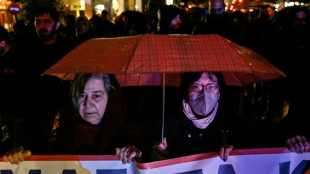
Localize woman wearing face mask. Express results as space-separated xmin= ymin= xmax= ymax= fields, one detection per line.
xmin=152 ymin=72 xmax=233 ymax=162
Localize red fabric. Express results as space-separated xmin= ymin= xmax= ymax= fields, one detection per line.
xmin=44 ymin=34 xmax=287 ymax=86
xmin=76 ymin=121 xmax=101 ymax=149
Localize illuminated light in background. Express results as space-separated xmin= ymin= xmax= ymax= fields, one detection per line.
xmin=4 ymin=23 xmax=9 ymax=29
xmin=135 ymin=4 xmax=138 ymax=9
xmin=275 ymin=4 xmax=279 ymax=9
xmin=64 ymin=4 xmax=70 ymax=11
xmin=229 ymin=5 xmax=234 ymax=10
xmin=284 ymin=2 xmax=294 ymax=7
xmin=95 ymin=4 xmax=105 ymax=14
xmin=112 ymin=0 xmax=118 ymax=10
xmin=166 ymin=0 xmax=173 ymax=5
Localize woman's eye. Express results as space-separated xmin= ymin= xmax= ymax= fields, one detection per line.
xmin=93 ymin=94 xmax=103 ymax=101
xmin=191 ymin=84 xmax=201 ymax=91
xmin=78 ymin=94 xmax=86 ymax=101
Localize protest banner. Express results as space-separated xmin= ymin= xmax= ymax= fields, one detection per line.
xmin=0 ymin=147 xmax=309 ymax=174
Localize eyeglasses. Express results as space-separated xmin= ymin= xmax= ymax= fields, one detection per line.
xmin=189 ymin=83 xmax=219 ymax=93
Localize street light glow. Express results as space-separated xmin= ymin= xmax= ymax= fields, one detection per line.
xmin=166 ymin=0 xmax=173 ymax=5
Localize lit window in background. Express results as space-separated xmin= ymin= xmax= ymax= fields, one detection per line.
xmin=166 ymin=0 xmax=173 ymax=5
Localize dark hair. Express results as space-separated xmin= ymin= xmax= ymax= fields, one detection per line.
xmin=157 ymin=5 xmax=182 ymax=34
xmin=263 ymin=5 xmax=275 ymax=11
xmin=0 ymin=26 xmax=11 ymax=44
xmin=90 ymin=15 xmax=101 ymax=25
xmin=76 ymin=16 xmax=89 ymax=24
xmin=34 ymin=6 xmax=59 ymax=23
xmin=180 ymin=72 xmax=225 ymax=101
xmin=76 ymin=16 xmax=90 ymax=32
xmin=101 ymin=10 xmax=109 ymax=16
xmin=71 ymin=73 xmax=111 ymax=110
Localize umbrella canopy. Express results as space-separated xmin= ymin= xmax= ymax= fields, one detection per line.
xmin=44 ymin=34 xmax=286 ymax=86
xmin=43 ymin=34 xmax=287 ymax=142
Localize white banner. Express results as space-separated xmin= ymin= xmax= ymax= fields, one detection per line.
xmin=0 ymin=147 xmax=309 ymax=174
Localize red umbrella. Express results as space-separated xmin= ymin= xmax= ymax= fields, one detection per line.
xmin=44 ymin=34 xmax=287 ymax=141
xmin=44 ymin=34 xmax=286 ymax=87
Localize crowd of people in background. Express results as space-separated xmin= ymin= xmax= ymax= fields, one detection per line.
xmin=0 ymin=2 xmax=309 ymax=166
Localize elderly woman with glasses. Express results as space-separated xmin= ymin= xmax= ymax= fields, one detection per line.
xmin=152 ymin=72 xmax=233 ymax=162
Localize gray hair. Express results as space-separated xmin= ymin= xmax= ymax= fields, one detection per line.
xmin=71 ymin=73 xmax=111 ymax=110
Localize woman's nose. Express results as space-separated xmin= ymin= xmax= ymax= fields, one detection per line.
xmin=84 ymin=97 xmax=93 ymax=106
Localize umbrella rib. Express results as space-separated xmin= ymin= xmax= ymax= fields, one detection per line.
xmin=120 ymin=35 xmax=144 ymax=84
xmin=221 ymin=37 xmax=253 ymax=73
xmin=63 ymin=73 xmax=71 ymax=80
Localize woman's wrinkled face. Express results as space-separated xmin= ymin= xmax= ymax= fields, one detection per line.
xmin=77 ymin=79 xmax=108 ymax=125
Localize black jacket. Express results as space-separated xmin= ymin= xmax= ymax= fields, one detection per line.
xmin=165 ymin=102 xmax=230 ymax=158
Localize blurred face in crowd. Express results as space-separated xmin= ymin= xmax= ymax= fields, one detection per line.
xmin=77 ymin=78 xmax=108 ymax=125
xmin=293 ymin=10 xmax=307 ymax=31
xmin=35 ymin=13 xmax=60 ymax=44
xmin=211 ymin=1 xmax=224 ymax=15
xmin=0 ymin=40 xmax=7 ymax=55
xmin=76 ymin=20 xmax=87 ymax=35
xmin=266 ymin=7 xmax=275 ymax=20
xmin=170 ymin=14 xmax=182 ymax=31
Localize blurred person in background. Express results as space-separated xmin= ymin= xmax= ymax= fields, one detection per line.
xmin=73 ymin=16 xmax=91 ymax=47
xmin=60 ymin=14 xmax=76 ymax=41
xmin=14 ymin=4 xmax=75 ymax=155
xmin=156 ymin=5 xmax=184 ymax=34
xmin=115 ymin=10 xmax=150 ymax=36
xmin=264 ymin=7 xmax=310 ymax=151
xmin=99 ymin=10 xmax=118 ymax=37
xmin=0 ymin=26 xmax=27 ymax=155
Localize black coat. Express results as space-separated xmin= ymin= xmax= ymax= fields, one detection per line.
xmin=165 ymin=103 xmax=230 ymax=158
